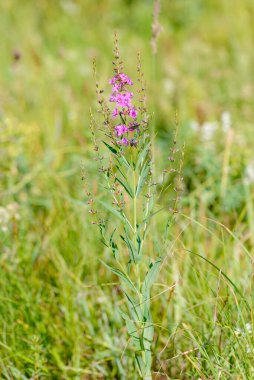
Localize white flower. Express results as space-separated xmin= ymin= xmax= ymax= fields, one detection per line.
xmin=221 ymin=111 xmax=231 ymax=133
xmin=190 ymin=120 xmax=218 ymax=141
xmin=201 ymin=121 xmax=218 ymax=141
xmin=245 ymin=323 xmax=252 ymax=333
xmin=234 ymin=328 xmax=241 ymax=336
xmin=246 ymin=345 xmax=252 ymax=354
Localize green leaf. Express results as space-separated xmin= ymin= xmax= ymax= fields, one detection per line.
xmin=135 ymin=354 xmax=152 ymax=379
xmin=98 ymin=200 xmax=124 ymax=222
xmin=136 ymin=234 xmax=142 ymax=257
xmin=142 ymin=319 xmax=154 ymax=350
xmin=121 ymin=156 xmax=131 ymax=168
xmin=142 ymin=258 xmax=161 ymax=294
xmin=136 ymin=142 xmax=151 ymax=169
xmin=120 ymin=310 xmax=141 ymax=350
xmin=103 ymin=141 xmax=118 ymax=155
xmin=144 ymin=349 xmax=152 ymax=371
xmin=123 ymin=291 xmax=142 ymax=322
xmin=136 ymin=162 xmax=150 ymax=196
xmin=141 ymin=258 xmax=162 ymax=318
xmin=98 ymin=221 xmax=108 ymax=247
xmin=109 ymin=228 xmax=119 ymax=260
xmin=101 ymin=261 xmax=137 ymax=293
xmin=116 ymin=164 xmax=127 ymax=179
xmin=116 ymin=176 xmax=134 ymax=198
xmin=120 ymin=229 xmax=141 ymax=263
xmin=116 ymin=154 xmax=130 ymax=169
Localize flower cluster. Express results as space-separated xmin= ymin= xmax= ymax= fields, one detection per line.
xmin=109 ymin=72 xmax=139 ymax=146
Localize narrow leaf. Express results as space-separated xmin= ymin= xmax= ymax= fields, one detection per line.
xmin=123 ymin=291 xmax=142 ymax=322
xmin=116 ymin=176 xmax=134 ymax=198
xmin=142 ymin=319 xmax=154 ymax=350
xmin=116 ymin=165 xmax=127 ymax=179
xmin=136 ymin=163 xmax=150 ymax=196
xmin=120 ymin=234 xmax=138 ymax=263
xmin=142 ymin=258 xmax=162 ymax=295
xmin=136 ymin=142 xmax=151 ymax=169
xmin=119 ymin=310 xmax=141 ymax=349
xmin=101 ymin=261 xmax=137 ymax=293
xmin=103 ymin=141 xmax=118 ymax=154
xmin=109 ymin=228 xmax=119 ymax=260
xmin=98 ymin=200 xmax=124 ymax=222
xmin=115 ymin=155 xmax=130 ymax=169
xmin=141 ymin=258 xmax=162 ymax=318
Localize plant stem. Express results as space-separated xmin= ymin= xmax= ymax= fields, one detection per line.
xmin=133 ymin=169 xmax=137 ymax=235
xmin=133 ymin=166 xmax=152 ymax=380
xmin=132 ymin=166 xmax=140 ymax=291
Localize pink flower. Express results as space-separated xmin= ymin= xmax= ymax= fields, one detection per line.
xmin=128 ymin=107 xmax=138 ymax=119
xmin=119 ymin=73 xmax=133 ymax=85
xmin=108 ymin=71 xmax=140 ymax=147
xmin=110 ymin=92 xmax=133 ymax=108
xmin=112 ymin=108 xmax=118 ymax=118
xmin=109 ymin=73 xmax=133 ymax=86
xmin=117 ymin=138 xmax=129 ymax=146
xmin=112 ymin=83 xmax=121 ymax=92
xmin=115 ymin=124 xmax=128 ymax=137
xmin=120 ymin=137 xmax=129 ymax=146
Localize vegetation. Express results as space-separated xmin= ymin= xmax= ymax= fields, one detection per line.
xmin=0 ymin=1 xmax=254 ymax=378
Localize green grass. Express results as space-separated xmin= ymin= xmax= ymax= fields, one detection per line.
xmin=1 ymin=0 xmax=254 ymax=378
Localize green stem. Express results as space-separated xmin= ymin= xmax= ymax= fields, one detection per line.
xmin=133 ymin=167 xmax=141 ymax=291
xmin=133 ymin=166 xmax=152 ymax=380
xmin=133 ymin=170 xmax=137 ymax=235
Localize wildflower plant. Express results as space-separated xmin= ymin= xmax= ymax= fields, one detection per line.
xmin=85 ymin=37 xmax=183 ymax=379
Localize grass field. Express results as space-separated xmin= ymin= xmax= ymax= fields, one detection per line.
xmin=1 ymin=1 xmax=254 ymax=379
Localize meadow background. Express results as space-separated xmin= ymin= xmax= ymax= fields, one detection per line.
xmin=1 ymin=0 xmax=254 ymax=379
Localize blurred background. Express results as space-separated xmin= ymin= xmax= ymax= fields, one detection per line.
xmin=1 ymin=0 xmax=254 ymax=378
